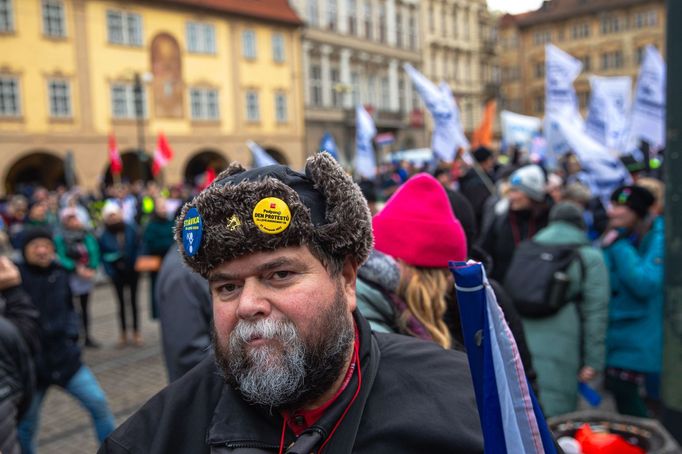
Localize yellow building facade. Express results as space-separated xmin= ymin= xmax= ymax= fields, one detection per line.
xmin=497 ymin=0 xmax=665 ymax=118
xmin=0 ymin=0 xmax=304 ymax=194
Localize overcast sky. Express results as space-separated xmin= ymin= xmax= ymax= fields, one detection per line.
xmin=487 ymin=0 xmax=544 ymax=14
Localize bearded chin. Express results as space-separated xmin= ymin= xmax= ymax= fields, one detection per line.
xmin=213 ymin=286 xmax=355 ymax=410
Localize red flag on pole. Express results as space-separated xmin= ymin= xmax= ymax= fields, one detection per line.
xmin=152 ymin=132 xmax=174 ymax=176
xmin=108 ymin=133 xmax=123 ymax=175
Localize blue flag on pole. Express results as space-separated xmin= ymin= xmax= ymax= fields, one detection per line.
xmin=449 ymin=261 xmax=557 ymax=454
xmin=247 ymin=140 xmax=278 ymax=168
xmin=354 ymin=105 xmax=377 ymax=179
xmin=319 ymin=132 xmax=340 ymax=161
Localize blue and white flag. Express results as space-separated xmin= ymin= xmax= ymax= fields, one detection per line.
xmin=500 ymin=110 xmax=542 ymax=151
xmin=552 ymin=114 xmax=631 ymax=203
xmin=247 ymin=140 xmax=279 ymax=168
xmin=585 ymin=76 xmax=632 ymax=152
xmin=630 ymin=45 xmax=666 ymax=148
xmin=450 ymin=261 xmax=557 ymax=454
xmin=404 ymin=63 xmax=465 ymax=162
xmin=319 ymin=132 xmax=340 ymax=161
xmin=545 ymin=44 xmax=583 ymax=157
xmin=354 ymin=105 xmax=377 ymax=179
xmin=439 ymin=81 xmax=470 ymax=152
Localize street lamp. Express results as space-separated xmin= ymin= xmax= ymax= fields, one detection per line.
xmin=133 ymin=71 xmax=153 ymax=181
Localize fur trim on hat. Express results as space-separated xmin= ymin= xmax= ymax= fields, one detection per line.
xmin=174 ymin=152 xmax=373 ymax=277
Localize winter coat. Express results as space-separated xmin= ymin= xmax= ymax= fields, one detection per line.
xmin=140 ymin=216 xmax=175 ymax=257
xmin=480 ymin=204 xmax=550 ymax=282
xmin=98 ymin=223 xmax=139 ymax=280
xmin=99 ymin=311 xmax=483 ymax=454
xmin=55 ymin=230 xmax=101 ymax=271
xmin=459 ymin=169 xmax=494 ymax=229
xmin=521 ymin=221 xmax=609 ymax=417
xmin=157 ymin=248 xmax=212 ymax=382
xmin=17 ymin=262 xmax=82 ymax=388
xmin=603 ymin=216 xmax=664 ymax=373
xmin=0 ymin=316 xmax=33 ymax=454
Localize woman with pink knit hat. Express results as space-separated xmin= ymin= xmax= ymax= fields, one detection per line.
xmin=360 ymin=173 xmax=537 ymax=388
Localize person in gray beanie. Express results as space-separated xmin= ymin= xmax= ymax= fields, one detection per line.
xmin=99 ymin=152 xmax=483 ymax=454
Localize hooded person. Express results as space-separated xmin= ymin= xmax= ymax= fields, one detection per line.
xmin=602 ymin=184 xmax=664 ymax=417
xmin=459 ymin=146 xmax=496 ymax=228
xmin=479 ymin=164 xmax=551 ymax=281
xmin=98 ymin=152 xmax=484 ymax=454
xmin=517 ymin=202 xmax=610 ymax=417
xmin=365 ymin=173 xmax=537 ymax=390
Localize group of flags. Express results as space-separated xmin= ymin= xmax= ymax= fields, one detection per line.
xmin=107 ymin=132 xmax=174 ymax=178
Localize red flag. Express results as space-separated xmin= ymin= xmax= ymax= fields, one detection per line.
xmin=108 ymin=133 xmax=123 ymax=175
xmin=471 ymin=99 xmax=496 ymax=150
xmin=152 ymin=132 xmax=174 ymax=176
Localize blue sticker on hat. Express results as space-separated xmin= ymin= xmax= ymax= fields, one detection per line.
xmin=182 ymin=207 xmax=203 ymax=257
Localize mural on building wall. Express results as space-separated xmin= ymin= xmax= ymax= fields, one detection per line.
xmin=151 ymin=33 xmax=184 ymax=118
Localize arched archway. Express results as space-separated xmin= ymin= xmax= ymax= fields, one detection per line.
xmin=264 ymin=147 xmax=288 ymax=165
xmin=4 ymin=151 xmax=65 ymax=193
xmin=102 ymin=150 xmax=153 ymax=186
xmin=184 ymin=150 xmax=228 ymax=186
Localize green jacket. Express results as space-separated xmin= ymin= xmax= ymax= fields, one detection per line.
xmin=54 ymin=231 xmax=100 ymax=271
xmin=522 ymin=221 xmax=610 ymax=417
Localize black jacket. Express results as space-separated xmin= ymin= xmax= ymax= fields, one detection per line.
xmin=18 ymin=261 xmax=82 ymax=388
xmin=100 ymin=312 xmax=483 ymax=453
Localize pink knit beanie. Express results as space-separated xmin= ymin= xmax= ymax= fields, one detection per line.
xmin=372 ymin=173 xmax=467 ymax=267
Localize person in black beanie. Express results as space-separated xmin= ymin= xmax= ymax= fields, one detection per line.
xmin=459 ymin=146 xmax=496 ymax=229
xmin=16 ymin=228 xmax=115 ymax=454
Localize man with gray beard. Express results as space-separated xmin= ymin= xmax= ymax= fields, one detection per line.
xmin=99 ymin=153 xmax=483 ymax=454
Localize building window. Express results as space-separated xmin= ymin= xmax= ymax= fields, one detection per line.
xmin=111 ymin=83 xmax=146 ymax=119
xmin=571 ymin=22 xmax=590 ymax=39
xmin=48 ymin=79 xmax=71 ymax=118
xmin=272 ymin=33 xmax=285 ymax=62
xmin=601 ymin=14 xmax=624 ymax=34
xmin=452 ymin=10 xmax=458 ymax=38
xmin=533 ymin=30 xmax=551 ymax=45
xmin=0 ymin=76 xmax=20 ymax=116
xmin=380 ymin=76 xmax=389 ymax=110
xmin=408 ymin=10 xmax=417 ymax=49
xmin=189 ymin=88 xmax=219 ymax=120
xmin=242 ymin=29 xmax=257 ymax=59
xmin=107 ymin=10 xmax=142 ymax=46
xmin=331 ymin=68 xmax=341 ymax=107
xmin=310 ymin=65 xmax=322 ymax=107
xmin=578 ymin=91 xmax=589 ymax=110
xmin=462 ymin=11 xmax=469 ymax=39
xmin=364 ymin=0 xmax=372 ymax=39
xmin=347 ymin=0 xmax=356 ymax=34
xmin=327 ymin=0 xmax=337 ymax=31
xmin=428 ymin=5 xmax=434 ymax=33
xmin=0 ymin=0 xmax=13 ymax=33
xmin=245 ymin=90 xmax=260 ymax=121
xmin=307 ymin=0 xmax=318 ymax=26
xmin=534 ymin=95 xmax=544 ymax=114
xmin=441 ymin=5 xmax=447 ymax=36
xmin=275 ymin=92 xmax=287 ymax=122
xmin=534 ymin=62 xmax=545 ymax=79
xmin=378 ymin=4 xmax=386 ymax=42
xmin=634 ymin=10 xmax=657 ymax=28
xmin=395 ymin=12 xmax=402 ymax=47
xmin=351 ymin=71 xmax=360 ymax=106
xmin=42 ymin=0 xmax=65 ymax=37
xmin=367 ymin=75 xmax=377 ymax=108
xmin=601 ymin=50 xmax=624 ymax=70
xmin=186 ymin=22 xmax=215 ymax=54
xmin=578 ymin=55 xmax=591 ymax=71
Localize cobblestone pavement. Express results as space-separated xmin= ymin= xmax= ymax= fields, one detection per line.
xmin=37 ymin=277 xmax=167 ymax=454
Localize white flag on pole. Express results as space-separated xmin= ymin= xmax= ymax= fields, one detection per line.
xmin=247 ymin=140 xmax=279 ymax=168
xmin=544 ymin=44 xmax=584 ymax=157
xmin=551 ymin=114 xmax=630 ymax=203
xmin=500 ymin=110 xmax=542 ymax=150
xmin=404 ymin=63 xmax=465 ymax=162
xmin=354 ymin=105 xmax=377 ymax=179
xmin=630 ymin=45 xmax=666 ymax=148
xmin=585 ymin=76 xmax=632 ymax=152
xmin=439 ymin=82 xmax=470 ymax=152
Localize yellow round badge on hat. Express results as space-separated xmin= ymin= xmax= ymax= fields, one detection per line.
xmin=252 ymin=197 xmax=291 ymax=234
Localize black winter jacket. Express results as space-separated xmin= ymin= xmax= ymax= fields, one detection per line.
xmin=99 ymin=312 xmax=483 ymax=454
xmin=18 ymin=262 xmax=82 ymax=388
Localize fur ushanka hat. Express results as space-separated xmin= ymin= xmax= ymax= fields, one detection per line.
xmin=174 ymin=152 xmax=373 ymax=277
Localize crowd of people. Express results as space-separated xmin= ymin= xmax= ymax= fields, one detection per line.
xmin=0 ymin=144 xmax=669 ymax=453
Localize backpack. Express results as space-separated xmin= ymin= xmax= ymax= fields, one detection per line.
xmin=503 ymin=240 xmax=584 ymax=318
